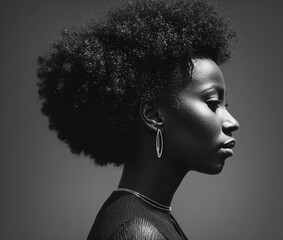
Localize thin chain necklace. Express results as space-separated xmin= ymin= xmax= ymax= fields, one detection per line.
xmin=116 ymin=188 xmax=172 ymax=212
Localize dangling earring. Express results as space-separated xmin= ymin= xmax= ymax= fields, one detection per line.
xmin=156 ymin=129 xmax=163 ymax=158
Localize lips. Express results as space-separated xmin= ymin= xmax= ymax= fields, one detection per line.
xmin=222 ymin=139 xmax=236 ymax=149
xmin=220 ymin=139 xmax=236 ymax=157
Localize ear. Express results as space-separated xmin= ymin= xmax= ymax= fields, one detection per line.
xmin=139 ymin=100 xmax=164 ymax=131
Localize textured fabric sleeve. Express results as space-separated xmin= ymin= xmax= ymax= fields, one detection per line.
xmin=108 ymin=218 xmax=168 ymax=240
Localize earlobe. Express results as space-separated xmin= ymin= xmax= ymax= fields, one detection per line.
xmin=139 ymin=101 xmax=164 ymax=131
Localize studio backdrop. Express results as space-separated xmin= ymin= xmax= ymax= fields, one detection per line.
xmin=0 ymin=1 xmax=282 ymax=240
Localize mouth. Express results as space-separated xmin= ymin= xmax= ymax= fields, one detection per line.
xmin=220 ymin=148 xmax=234 ymax=156
xmin=220 ymin=139 xmax=236 ymax=157
xmin=222 ymin=139 xmax=236 ymax=148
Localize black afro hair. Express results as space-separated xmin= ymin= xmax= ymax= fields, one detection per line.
xmin=37 ymin=0 xmax=237 ymax=166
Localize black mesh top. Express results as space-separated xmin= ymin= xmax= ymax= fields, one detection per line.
xmin=87 ymin=191 xmax=188 ymax=240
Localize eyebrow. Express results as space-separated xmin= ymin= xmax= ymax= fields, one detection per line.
xmin=200 ymin=85 xmax=226 ymax=97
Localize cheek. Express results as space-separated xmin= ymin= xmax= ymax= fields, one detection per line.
xmin=178 ymin=102 xmax=220 ymax=140
xmin=164 ymin=102 xmax=221 ymax=157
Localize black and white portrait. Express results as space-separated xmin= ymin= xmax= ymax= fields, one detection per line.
xmin=0 ymin=0 xmax=282 ymax=239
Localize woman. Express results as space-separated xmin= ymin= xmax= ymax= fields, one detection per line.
xmin=37 ymin=0 xmax=239 ymax=239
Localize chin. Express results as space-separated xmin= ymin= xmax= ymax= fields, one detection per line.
xmin=195 ymin=161 xmax=225 ymax=175
xmin=208 ymin=166 xmax=224 ymax=175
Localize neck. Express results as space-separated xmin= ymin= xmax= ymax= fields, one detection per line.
xmin=118 ymin=147 xmax=187 ymax=207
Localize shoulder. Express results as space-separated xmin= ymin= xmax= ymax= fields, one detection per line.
xmin=108 ymin=218 xmax=168 ymax=240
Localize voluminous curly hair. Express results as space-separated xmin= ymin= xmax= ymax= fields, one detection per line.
xmin=37 ymin=0 xmax=236 ymax=166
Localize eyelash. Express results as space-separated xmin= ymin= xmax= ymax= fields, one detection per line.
xmin=206 ymin=99 xmax=228 ymax=111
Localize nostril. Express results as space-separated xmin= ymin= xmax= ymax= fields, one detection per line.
xmin=222 ymin=120 xmax=239 ymax=133
xmin=230 ymin=124 xmax=239 ymax=132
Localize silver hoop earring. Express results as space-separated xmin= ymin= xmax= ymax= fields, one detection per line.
xmin=156 ymin=129 xmax=163 ymax=158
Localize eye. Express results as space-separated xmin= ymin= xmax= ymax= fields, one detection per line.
xmin=206 ymin=99 xmax=222 ymax=112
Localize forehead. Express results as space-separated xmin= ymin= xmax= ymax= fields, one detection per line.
xmin=190 ymin=58 xmax=225 ymax=92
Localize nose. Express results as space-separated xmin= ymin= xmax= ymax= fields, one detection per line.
xmin=222 ymin=111 xmax=240 ymax=134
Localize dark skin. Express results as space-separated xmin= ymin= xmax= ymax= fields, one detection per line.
xmin=118 ymin=105 xmax=181 ymax=224
xmin=118 ymin=58 xmax=239 ymax=222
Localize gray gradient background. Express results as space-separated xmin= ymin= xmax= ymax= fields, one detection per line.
xmin=0 ymin=0 xmax=282 ymax=239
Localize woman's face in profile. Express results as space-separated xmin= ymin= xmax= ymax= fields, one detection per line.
xmin=161 ymin=59 xmax=239 ymax=174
